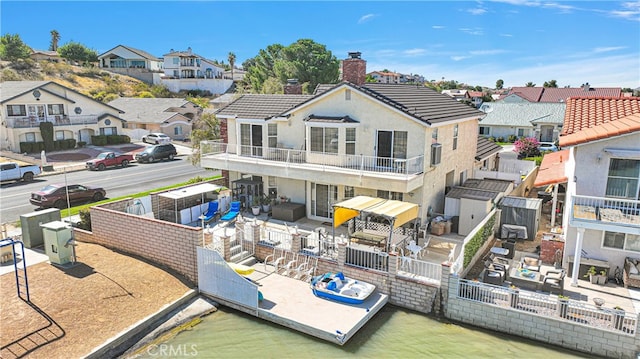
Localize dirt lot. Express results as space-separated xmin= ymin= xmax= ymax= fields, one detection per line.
xmin=0 ymin=242 xmax=192 ymax=359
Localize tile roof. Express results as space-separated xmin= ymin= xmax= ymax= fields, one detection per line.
xmin=107 ymin=98 xmax=194 ymax=123
xmin=462 ymin=178 xmax=513 ymax=192
xmin=214 ymin=94 xmax=313 ymax=119
xmin=475 ymin=136 xmax=503 ymax=161
xmin=506 ymin=87 xmax=544 ymax=102
xmin=559 ymin=97 xmax=640 ymax=147
xmin=0 ymin=81 xmax=49 ymax=101
xmin=505 ymin=86 xmax=622 ymax=103
xmin=98 ymin=45 xmax=161 ymax=61
xmin=534 ymin=149 xmax=569 ymax=187
xmin=479 ymin=102 xmax=566 ymax=127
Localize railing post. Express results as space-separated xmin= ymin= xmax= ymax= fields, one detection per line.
xmin=221 ymin=233 xmax=231 ymax=261
xmin=291 ymin=232 xmax=302 ymax=253
xmin=337 ymin=242 xmax=347 ymax=270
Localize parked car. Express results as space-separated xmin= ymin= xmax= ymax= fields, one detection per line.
xmin=30 ymin=183 xmax=106 ymax=209
xmin=538 ymin=142 xmax=559 ymax=152
xmin=135 ymin=144 xmax=177 ymax=163
xmin=0 ymin=161 xmax=41 ymax=182
xmin=85 ymin=152 xmax=134 ymax=171
xmin=142 ymin=133 xmax=171 ymax=145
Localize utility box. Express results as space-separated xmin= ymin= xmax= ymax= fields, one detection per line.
xmin=20 ymin=208 xmax=61 ymax=248
xmin=41 ymin=221 xmax=73 ymax=265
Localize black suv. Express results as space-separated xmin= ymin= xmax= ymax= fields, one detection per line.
xmin=135 ymin=144 xmax=177 ymax=163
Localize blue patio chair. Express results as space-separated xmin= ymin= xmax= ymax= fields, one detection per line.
xmin=220 ymin=201 xmax=241 ymax=222
xmin=202 ymin=201 xmax=219 ymax=222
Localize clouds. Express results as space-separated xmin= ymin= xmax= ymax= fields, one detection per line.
xmin=358 ymin=14 xmax=377 ymax=24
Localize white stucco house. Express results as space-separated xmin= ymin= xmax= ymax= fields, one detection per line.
xmin=97 ymin=45 xmax=164 ymax=84
xmin=0 ymin=81 xmax=126 ymax=153
xmin=555 ymin=97 xmax=640 ymax=285
xmin=160 ymin=48 xmax=233 ymax=95
xmin=479 ymin=102 xmax=566 ymax=143
xmin=200 ymin=53 xmax=484 ymax=226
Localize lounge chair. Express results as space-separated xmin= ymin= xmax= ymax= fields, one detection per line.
xmin=220 ymin=201 xmax=241 ymax=222
xmin=202 ymin=201 xmax=219 ymax=222
xmin=542 ymin=269 xmax=565 ymax=295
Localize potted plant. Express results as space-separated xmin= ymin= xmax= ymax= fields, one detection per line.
xmin=584 ymin=266 xmax=598 ymax=284
xmin=261 ymin=194 xmax=272 ymax=213
xmin=251 ymin=196 xmax=261 ymax=216
xmin=597 ymin=270 xmax=607 ymax=285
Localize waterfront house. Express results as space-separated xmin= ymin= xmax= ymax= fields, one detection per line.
xmin=107 ymin=97 xmax=202 ymax=141
xmin=557 ymin=97 xmax=640 ymax=286
xmin=201 ymin=52 xmax=484 ymax=227
xmin=478 ymin=102 xmax=566 ymax=142
xmin=0 ymin=81 xmax=125 ymax=153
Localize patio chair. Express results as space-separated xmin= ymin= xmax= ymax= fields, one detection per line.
xmin=482 ymin=268 xmax=505 ymax=286
xmin=220 ymin=201 xmax=241 ymax=222
xmin=202 ymin=201 xmax=219 ymax=222
xmin=542 ymin=269 xmax=565 ymax=295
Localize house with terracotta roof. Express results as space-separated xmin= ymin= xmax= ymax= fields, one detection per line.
xmin=367 ymin=71 xmax=401 ymax=84
xmin=466 ymin=91 xmax=484 ymax=108
xmin=554 ymin=97 xmax=640 ymax=286
xmin=478 ymin=102 xmax=566 ymax=142
xmin=107 ymin=97 xmax=201 ymax=141
xmin=500 ymin=84 xmax=622 ymax=103
xmin=0 ymin=81 xmax=125 ymax=153
xmin=201 ymin=52 xmax=484 ymax=225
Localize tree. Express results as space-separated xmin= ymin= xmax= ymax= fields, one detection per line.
xmin=365 ymin=74 xmax=377 ymax=83
xmin=190 ymin=112 xmax=220 ymax=166
xmin=514 ymin=137 xmax=540 ymax=158
xmin=543 ymin=80 xmax=558 ymax=88
xmin=58 ymin=41 xmax=98 ymax=64
xmin=0 ymin=33 xmax=31 ymax=62
xmin=525 ymin=82 xmax=536 ymax=87
xmin=228 ymin=52 xmax=236 ymax=80
xmin=496 ymin=79 xmax=504 ymax=90
xmin=49 ymin=30 xmax=60 ymax=51
xmin=242 ymin=39 xmax=339 ymax=94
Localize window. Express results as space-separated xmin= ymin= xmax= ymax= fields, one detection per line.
xmin=606 ymin=159 xmax=640 ymax=199
xmin=344 ymin=186 xmax=355 ymax=199
xmin=517 ymin=128 xmax=526 ymax=137
xmin=55 ymin=131 xmax=64 ymax=140
xmin=345 ymin=89 xmax=351 ymax=101
xmin=47 ymin=104 xmax=64 ymax=115
xmin=479 ymin=126 xmax=490 ymax=135
xmin=432 ymin=128 xmax=438 ymax=143
xmin=174 ymin=126 xmax=182 ymax=135
xmin=453 ymin=124 xmax=459 ymax=150
xmin=345 ymin=128 xmax=356 ymax=155
xmin=603 ymin=231 xmax=640 ymax=252
xmin=100 ymin=127 xmax=117 ymax=136
xmin=393 ymin=131 xmax=407 ymax=159
xmin=25 ymin=132 xmax=36 ymax=142
xmin=7 ymin=105 xmax=26 ymax=116
xmin=377 ymin=190 xmax=403 ymax=201
xmin=268 ymin=124 xmax=277 ymax=148
xmin=172 ymin=58 xmax=179 ymax=65
xmin=310 ymin=127 xmax=338 ymax=154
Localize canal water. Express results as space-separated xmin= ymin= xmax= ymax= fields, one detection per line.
xmin=135 ymin=305 xmax=590 ymax=358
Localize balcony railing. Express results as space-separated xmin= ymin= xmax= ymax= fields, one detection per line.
xmin=201 ymin=140 xmax=424 ymax=176
xmin=571 ymin=195 xmax=640 ymax=229
xmin=6 ymin=115 xmax=99 ymax=128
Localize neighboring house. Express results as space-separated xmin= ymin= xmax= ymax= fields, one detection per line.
xmin=107 ymin=98 xmax=201 ymax=141
xmin=201 ymin=52 xmax=484 ymax=225
xmin=478 ymin=102 xmax=566 ymax=142
xmin=557 ymin=97 xmax=640 ymax=285
xmin=29 ymin=49 xmax=65 ymax=63
xmin=161 ymin=48 xmax=232 ymax=95
xmin=367 ymin=71 xmax=401 ymax=84
xmin=500 ymin=84 xmax=622 ymax=103
xmin=97 ymin=45 xmax=164 ymax=84
xmin=466 ymin=91 xmax=484 ymax=108
xmin=0 ymin=81 xmax=125 ymax=152
xmin=399 ymin=73 xmax=425 ymax=84
xmin=441 ymin=89 xmax=468 ymax=101
xmin=223 ymin=68 xmax=246 ymax=82
xmin=474 ymin=136 xmax=503 ymax=171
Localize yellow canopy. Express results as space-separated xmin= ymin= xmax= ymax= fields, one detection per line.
xmin=332 ymin=196 xmax=419 ymax=228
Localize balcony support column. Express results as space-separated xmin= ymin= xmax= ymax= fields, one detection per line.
xmin=570 ymin=227 xmax=585 ymax=286
xmin=550 ymin=184 xmax=559 ymax=227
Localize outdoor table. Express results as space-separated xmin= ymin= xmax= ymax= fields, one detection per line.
xmin=490 ymin=246 xmax=509 ymax=257
xmin=509 ymin=267 xmax=542 ymax=290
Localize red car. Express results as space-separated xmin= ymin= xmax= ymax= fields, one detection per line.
xmin=30 ymin=183 xmax=106 ymax=209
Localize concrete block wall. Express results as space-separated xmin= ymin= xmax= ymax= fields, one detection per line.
xmin=444 ymin=273 xmax=640 ymax=358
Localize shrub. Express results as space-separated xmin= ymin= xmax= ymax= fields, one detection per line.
xmin=77 ymin=141 xmax=86 ymax=148
xmin=76 ymin=209 xmax=92 ymax=231
xmin=496 ymin=137 xmax=504 ymax=143
xmin=514 ymin=137 xmax=540 ymax=158
xmin=507 ymin=135 xmax=517 ymax=143
xmin=1 ymin=68 xmax=21 ymax=81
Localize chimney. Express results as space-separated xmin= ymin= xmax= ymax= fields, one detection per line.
xmin=284 ymin=79 xmax=302 ymax=95
xmin=582 ymin=82 xmax=590 ymax=91
xmin=340 ymin=51 xmax=366 ymax=85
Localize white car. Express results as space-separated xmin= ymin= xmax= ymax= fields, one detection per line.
xmin=538 ymin=142 xmax=558 ymax=152
xmin=142 ymin=133 xmax=171 ymax=145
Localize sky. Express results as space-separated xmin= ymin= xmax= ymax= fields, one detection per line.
xmin=1 ymin=1 xmax=639 ymax=89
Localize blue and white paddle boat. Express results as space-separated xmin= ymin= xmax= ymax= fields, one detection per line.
xmin=310 ymin=272 xmax=376 ymax=305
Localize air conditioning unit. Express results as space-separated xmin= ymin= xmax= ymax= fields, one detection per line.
xmin=431 ymin=143 xmax=442 ymax=166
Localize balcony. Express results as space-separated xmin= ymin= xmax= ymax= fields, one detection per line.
xmin=5 ymin=115 xmax=99 ymax=129
xmin=200 ymin=140 xmax=425 ymax=192
xmin=570 ymin=195 xmax=640 ymax=234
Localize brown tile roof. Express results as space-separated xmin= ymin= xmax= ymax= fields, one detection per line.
xmin=214 ymin=94 xmax=313 ymax=119
xmin=475 ymin=136 xmax=503 ymax=161
xmin=506 ymin=87 xmax=622 ymax=103
xmin=506 ymin=87 xmax=544 ymax=102
xmin=467 ymin=91 xmax=483 ymax=98
xmin=559 ymin=97 xmax=640 ymax=146
xmin=534 ymin=149 xmax=569 ymax=187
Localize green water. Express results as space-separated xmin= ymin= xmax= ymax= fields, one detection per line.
xmin=135 ymin=305 xmax=590 ymax=358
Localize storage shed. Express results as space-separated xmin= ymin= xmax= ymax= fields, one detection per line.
xmin=499 ymin=196 xmax=543 ymax=241
xmin=444 ymin=187 xmax=502 ymax=236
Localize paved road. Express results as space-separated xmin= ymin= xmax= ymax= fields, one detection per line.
xmin=0 ymin=158 xmax=211 ymax=224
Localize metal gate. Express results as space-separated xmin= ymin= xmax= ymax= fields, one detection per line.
xmin=197 ymin=247 xmax=258 ymax=309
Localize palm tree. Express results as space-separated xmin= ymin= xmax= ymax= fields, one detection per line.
xmin=525 ymin=82 xmax=536 ymax=87
xmin=228 ymin=52 xmax=236 ymax=81
xmin=49 ymin=30 xmax=60 ymax=51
